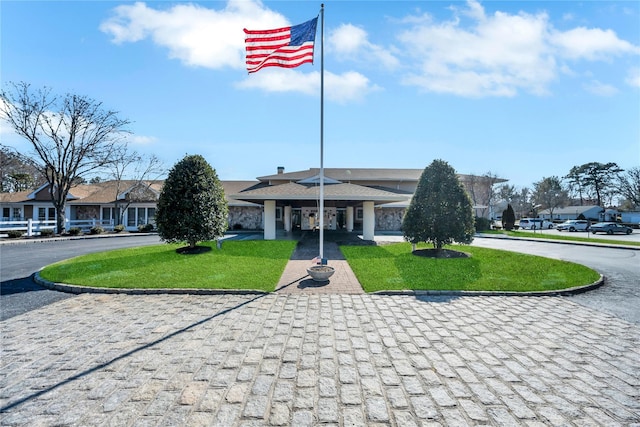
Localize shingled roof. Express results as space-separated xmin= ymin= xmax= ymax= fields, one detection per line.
xmin=257 ymin=168 xmax=424 ymax=182
xmin=232 ymin=182 xmax=410 ymax=204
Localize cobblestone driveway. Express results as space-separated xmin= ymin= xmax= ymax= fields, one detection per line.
xmin=1 ymin=293 xmax=639 ymax=426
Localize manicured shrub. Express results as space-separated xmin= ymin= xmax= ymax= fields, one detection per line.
xmin=138 ymin=223 xmax=154 ymax=232
xmin=502 ymin=204 xmax=516 ymax=231
xmin=6 ymin=230 xmax=23 ymax=239
xmin=156 ymin=154 xmax=228 ymax=249
xmin=402 ymin=159 xmax=475 ymax=251
xmin=114 ymin=224 xmax=125 ymax=233
xmin=68 ymin=227 xmax=82 ymax=236
xmin=39 ymin=229 xmax=54 ymax=237
xmin=475 ymin=217 xmax=491 ymax=232
xmin=89 ymin=225 xmax=104 ymax=235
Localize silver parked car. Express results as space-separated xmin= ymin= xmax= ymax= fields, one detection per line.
xmin=518 ymin=218 xmax=555 ymax=230
xmin=590 ymin=222 xmax=633 ymax=235
xmin=556 ymin=220 xmax=589 ymax=232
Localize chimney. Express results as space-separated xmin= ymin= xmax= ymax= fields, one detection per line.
xmin=277 ymin=166 xmax=285 ymax=175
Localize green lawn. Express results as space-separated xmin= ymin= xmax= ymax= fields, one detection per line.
xmin=340 ymin=243 xmax=601 ymax=293
xmin=39 ymin=240 xmax=297 ymax=292
xmin=40 ymin=239 xmax=601 ymax=294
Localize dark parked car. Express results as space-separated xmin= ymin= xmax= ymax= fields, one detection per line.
xmin=590 ymin=222 xmax=633 ymax=235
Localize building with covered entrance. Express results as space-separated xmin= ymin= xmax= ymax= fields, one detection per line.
xmin=229 ymin=167 xmax=506 ymax=240
xmin=1 ymin=166 xmax=505 ymax=238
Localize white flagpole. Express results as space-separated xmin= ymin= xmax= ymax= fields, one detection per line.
xmin=319 ymin=3 xmax=325 ymax=261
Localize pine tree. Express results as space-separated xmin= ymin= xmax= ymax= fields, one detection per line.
xmin=156 ymin=155 xmax=228 ymax=250
xmin=402 ymin=159 xmax=475 ymax=251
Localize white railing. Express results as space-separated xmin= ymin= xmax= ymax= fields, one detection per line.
xmin=0 ymin=219 xmax=115 ymax=236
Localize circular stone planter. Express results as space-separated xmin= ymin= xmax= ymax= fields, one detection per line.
xmin=307 ymin=265 xmax=335 ymax=282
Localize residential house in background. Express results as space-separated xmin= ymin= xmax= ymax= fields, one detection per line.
xmin=538 ymin=205 xmax=605 ymax=222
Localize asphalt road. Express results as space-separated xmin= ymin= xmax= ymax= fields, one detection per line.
xmin=0 ymin=235 xmax=162 ymax=320
xmin=1 ymin=234 xmax=638 ymax=325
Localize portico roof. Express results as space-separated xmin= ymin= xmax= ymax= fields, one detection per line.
xmin=231 ymin=182 xmax=410 ymax=204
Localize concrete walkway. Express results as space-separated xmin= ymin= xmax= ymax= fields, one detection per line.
xmin=276 ymin=239 xmax=364 ymax=295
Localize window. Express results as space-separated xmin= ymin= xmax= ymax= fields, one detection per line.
xmin=2 ymin=208 xmax=9 ymax=220
xmin=356 ymin=208 xmax=363 ymax=220
xmin=127 ymin=208 xmax=136 ymax=227
xmin=147 ymin=208 xmax=156 ymax=224
xmin=38 ymin=207 xmax=46 ymax=220
xmin=137 ymin=208 xmax=146 ymax=225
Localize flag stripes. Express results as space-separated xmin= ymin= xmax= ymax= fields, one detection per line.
xmin=244 ymin=18 xmax=317 ymax=73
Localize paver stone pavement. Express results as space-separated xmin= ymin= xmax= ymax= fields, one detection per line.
xmin=1 ymin=232 xmax=639 ymax=425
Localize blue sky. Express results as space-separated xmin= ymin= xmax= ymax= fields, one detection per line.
xmin=2 ymin=0 xmax=639 ymax=188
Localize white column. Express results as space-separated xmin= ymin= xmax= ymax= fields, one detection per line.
xmin=362 ymin=201 xmax=375 ymax=241
xmin=284 ymin=205 xmax=292 ymax=232
xmin=346 ymin=206 xmax=354 ymax=232
xmin=264 ymin=200 xmax=276 ymax=240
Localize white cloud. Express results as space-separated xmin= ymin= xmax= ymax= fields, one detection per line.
xmin=626 ymin=68 xmax=640 ymax=88
xmin=126 ymin=134 xmax=157 ymax=145
xmin=236 ymin=69 xmax=380 ymax=103
xmin=100 ymin=0 xmax=287 ymax=70
xmin=101 ymin=1 xmax=380 ymax=104
xmin=398 ymin=0 xmax=555 ymax=97
xmin=583 ymin=80 xmax=618 ymax=96
xmin=396 ymin=0 xmax=640 ymax=97
xmin=328 ymin=24 xmax=399 ymax=69
xmin=551 ymin=27 xmax=639 ymax=60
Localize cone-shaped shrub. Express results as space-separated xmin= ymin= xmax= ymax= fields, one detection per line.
xmin=402 ymin=159 xmax=475 ymax=250
xmin=156 ymin=154 xmax=228 ymax=249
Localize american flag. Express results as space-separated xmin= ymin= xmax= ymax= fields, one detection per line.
xmin=244 ymin=17 xmax=318 ymax=74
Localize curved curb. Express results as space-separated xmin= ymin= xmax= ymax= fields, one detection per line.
xmin=372 ymin=274 xmax=605 ymax=297
xmin=34 ymin=271 xmax=605 ymax=298
xmin=33 ymin=272 xmax=268 ymax=296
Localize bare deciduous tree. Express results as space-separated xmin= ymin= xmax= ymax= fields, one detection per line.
xmin=618 ymin=166 xmax=640 ymax=208
xmin=109 ymin=147 xmax=165 ymax=225
xmin=0 ymin=82 xmax=130 ymax=232
xmin=532 ymin=176 xmax=568 ymax=218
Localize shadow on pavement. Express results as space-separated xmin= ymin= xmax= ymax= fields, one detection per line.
xmin=1 ymin=276 xmax=47 ymax=296
xmin=0 ymin=293 xmax=267 ymax=413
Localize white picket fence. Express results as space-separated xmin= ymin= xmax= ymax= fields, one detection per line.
xmin=0 ymin=219 xmax=115 ymax=236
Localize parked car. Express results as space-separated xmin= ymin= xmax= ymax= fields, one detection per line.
xmin=556 ymin=220 xmax=589 ymax=232
xmin=518 ymin=218 xmax=555 ymax=230
xmin=590 ymin=222 xmax=633 ymax=235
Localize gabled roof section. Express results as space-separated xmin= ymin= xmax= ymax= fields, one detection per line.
xmin=117 ymin=181 xmax=162 ymax=201
xmin=257 ymin=168 xmax=425 ymax=182
xmin=232 ymin=182 xmax=410 ymax=203
xmin=0 ymin=190 xmax=31 ymax=203
xmin=297 ymin=175 xmax=343 ymax=185
xmin=27 ymin=183 xmax=81 ymax=201
xmin=222 ymin=181 xmax=262 ymax=207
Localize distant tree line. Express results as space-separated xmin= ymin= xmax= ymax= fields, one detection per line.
xmin=495 ymin=162 xmax=640 ymax=219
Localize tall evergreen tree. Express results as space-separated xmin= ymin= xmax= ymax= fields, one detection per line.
xmin=502 ymin=204 xmax=516 ymax=230
xmin=402 ymin=159 xmax=475 ymax=251
xmin=156 ymin=155 xmax=228 ymax=249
